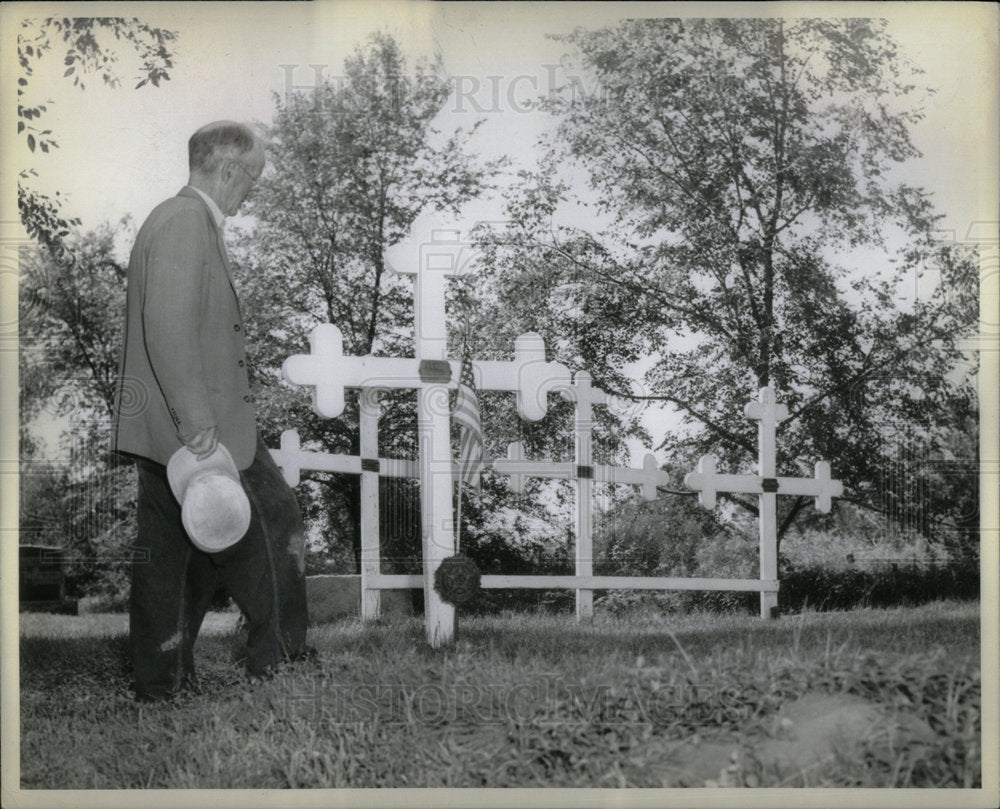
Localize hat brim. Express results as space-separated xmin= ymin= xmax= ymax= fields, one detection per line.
xmin=167 ymin=443 xmax=241 ymax=503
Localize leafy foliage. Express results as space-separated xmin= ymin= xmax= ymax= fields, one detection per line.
xmin=20 ymin=222 xmax=131 ymax=424
xmin=15 ymin=17 xmax=175 ymax=600
xmin=17 ymin=178 xmax=81 ymax=247
xmin=475 ymin=18 xmax=978 ymax=545
xmin=20 ymin=223 xmax=137 ymax=598
xmin=20 ymin=453 xmax=136 ymax=601
xmin=232 ymin=33 xmax=504 ymax=567
xmin=778 ymin=559 xmax=979 ymax=613
xmin=17 ymin=17 xmax=177 ymax=249
xmin=18 ymin=16 xmax=176 ymax=152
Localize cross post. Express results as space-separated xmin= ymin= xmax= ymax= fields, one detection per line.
xmin=385 ymin=218 xmax=469 ymax=646
xmin=359 ymin=388 xmax=382 ymax=621
xmin=503 ymin=441 xmax=528 ymax=494
xmin=745 ymin=386 xmax=787 ymax=619
xmin=569 ymin=371 xmax=600 ymax=620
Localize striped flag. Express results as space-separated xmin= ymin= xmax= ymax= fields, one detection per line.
xmin=453 ymin=356 xmax=485 ymax=487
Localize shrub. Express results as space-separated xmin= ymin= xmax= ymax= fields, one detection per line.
xmin=780 ymin=558 xmax=980 ymax=613
xmin=592 ymin=508 xmax=981 ymax=616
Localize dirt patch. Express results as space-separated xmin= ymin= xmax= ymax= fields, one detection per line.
xmin=658 ymin=691 xmax=935 ymax=786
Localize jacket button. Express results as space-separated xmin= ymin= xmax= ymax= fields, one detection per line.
xmin=234 ymin=324 xmax=241 ymax=331
xmin=238 ymin=360 xmax=245 ymax=367
xmin=243 ymin=395 xmax=251 ymax=403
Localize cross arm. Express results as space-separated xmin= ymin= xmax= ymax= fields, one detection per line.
xmin=775 ymin=462 xmax=843 ymax=513
xmin=491 ymin=441 xmax=575 ymax=493
xmin=474 ymin=334 xmax=572 ymax=421
xmin=684 ymin=454 xmax=843 ymax=512
xmin=593 ymin=454 xmax=669 ymax=501
xmin=282 ymin=324 xmax=426 ymax=418
xmin=283 ymin=325 xmax=571 ymax=422
xmin=269 ymin=429 xmax=421 ymax=486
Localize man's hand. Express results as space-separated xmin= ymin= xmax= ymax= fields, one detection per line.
xmin=182 ymin=426 xmax=219 ymax=460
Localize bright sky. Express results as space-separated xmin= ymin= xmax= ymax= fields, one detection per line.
xmin=2 ymin=0 xmax=998 ymax=462
xmin=6 ymin=2 xmax=997 ymax=235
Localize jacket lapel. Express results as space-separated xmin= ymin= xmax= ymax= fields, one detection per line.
xmin=177 ymin=187 xmax=242 ymax=314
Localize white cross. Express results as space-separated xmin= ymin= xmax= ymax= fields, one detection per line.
xmin=492 ymin=373 xmax=669 ymax=500
xmin=499 ymin=441 xmax=531 ymax=494
xmin=683 ymin=386 xmax=843 ymax=619
xmin=489 ymin=371 xmax=671 ymax=622
xmin=491 ymin=440 xmax=573 ymax=492
xmin=743 ymin=385 xmax=788 ymax=481
xmin=280 ymin=217 xmax=570 ymax=646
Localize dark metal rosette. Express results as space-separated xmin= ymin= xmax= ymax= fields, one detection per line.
xmin=433 ymin=554 xmax=481 ymax=606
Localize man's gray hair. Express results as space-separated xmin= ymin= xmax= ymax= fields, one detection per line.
xmin=188 ymin=121 xmax=257 ymax=173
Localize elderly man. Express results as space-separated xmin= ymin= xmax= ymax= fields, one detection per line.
xmin=113 ymin=121 xmax=311 ymax=701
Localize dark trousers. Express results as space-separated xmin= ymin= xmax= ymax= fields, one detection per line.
xmin=130 ymin=434 xmax=308 ymax=700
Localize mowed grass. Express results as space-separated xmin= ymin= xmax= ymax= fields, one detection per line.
xmin=19 ymin=600 xmax=981 ymax=788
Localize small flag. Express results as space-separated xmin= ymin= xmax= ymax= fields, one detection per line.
xmin=454 ymin=356 xmax=484 ymax=487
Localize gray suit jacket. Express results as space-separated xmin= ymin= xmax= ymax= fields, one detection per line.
xmin=113 ymin=187 xmax=257 ymax=469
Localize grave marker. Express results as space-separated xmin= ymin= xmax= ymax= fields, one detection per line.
xmin=281 ymin=220 xmax=570 ymax=646
xmin=684 ymin=386 xmax=843 ymax=618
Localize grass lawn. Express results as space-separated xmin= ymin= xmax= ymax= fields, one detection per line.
xmin=18 ymin=600 xmax=981 ymax=789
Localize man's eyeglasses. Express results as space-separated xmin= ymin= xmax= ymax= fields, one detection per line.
xmin=233 ymin=163 xmax=260 ymax=184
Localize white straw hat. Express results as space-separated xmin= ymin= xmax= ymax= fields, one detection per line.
xmin=166 ymin=443 xmax=251 ymax=553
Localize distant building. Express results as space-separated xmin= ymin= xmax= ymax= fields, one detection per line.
xmin=19 ymin=545 xmax=78 ymax=614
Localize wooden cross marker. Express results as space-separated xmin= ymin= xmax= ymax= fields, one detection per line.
xmin=490 ymin=372 xmax=672 ymax=621
xmin=608 ymin=454 xmax=665 ymax=501
xmin=281 ymin=217 xmax=570 ymax=646
xmin=684 ymin=386 xmax=843 ymax=619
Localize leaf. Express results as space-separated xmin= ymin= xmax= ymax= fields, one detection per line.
xmin=64 ymin=67 xmax=74 ymax=77
xmin=18 ymin=121 xmax=24 ymax=134
xmin=27 ymin=134 xmax=35 ymax=152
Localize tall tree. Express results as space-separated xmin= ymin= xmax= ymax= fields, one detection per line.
xmin=233 ymin=33 xmax=504 ymax=568
xmin=475 ymin=18 xmax=978 ymax=546
xmin=20 ymin=222 xmax=133 ymax=425
xmin=20 ymin=222 xmax=138 ymax=597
